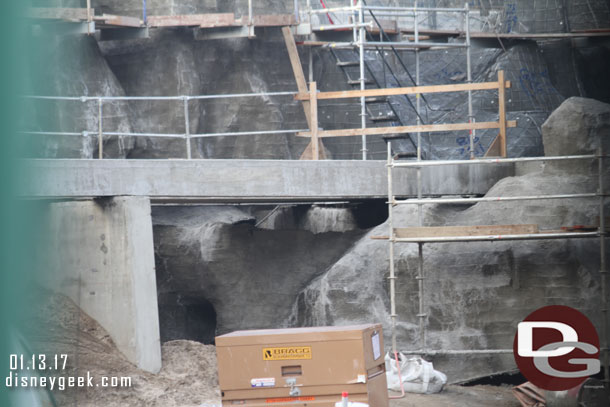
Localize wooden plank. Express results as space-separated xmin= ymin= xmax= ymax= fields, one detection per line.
xmin=295 ymin=81 xmax=511 ymax=101
xmin=498 ymin=70 xmax=507 ymax=157
xmin=484 ymin=134 xmax=502 ymax=157
xmin=282 ymin=26 xmax=328 ymax=160
xmin=251 ymin=14 xmax=297 ymax=27
xmin=282 ymin=27 xmax=311 ymax=129
xmin=147 ymin=14 xmax=235 ymax=27
xmin=367 ymin=19 xmax=398 ymax=35
xmin=310 ymin=82 xmax=319 ymax=160
xmin=97 ymin=14 xmax=142 ymax=27
xmin=297 ymin=120 xmax=518 ymax=138
xmin=394 ymin=224 xmax=539 ymax=239
xmin=27 ymin=7 xmax=92 ymax=20
xmin=299 ymin=140 xmax=328 ymax=160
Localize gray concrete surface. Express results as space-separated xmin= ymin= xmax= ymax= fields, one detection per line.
xmin=42 ymin=197 xmax=162 ymax=373
xmin=22 ymin=159 xmax=514 ymax=202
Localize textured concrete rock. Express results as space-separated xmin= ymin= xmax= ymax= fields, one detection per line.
xmin=27 ymin=36 xmax=134 ymax=158
xmin=542 ymin=97 xmax=610 ymax=156
xmin=287 ymin=167 xmax=606 ymax=383
xmin=102 ymin=30 xmax=201 ymax=159
xmin=152 ymin=205 xmax=367 ymax=340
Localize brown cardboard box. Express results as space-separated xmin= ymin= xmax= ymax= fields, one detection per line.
xmin=216 ymin=324 xmax=389 ymax=407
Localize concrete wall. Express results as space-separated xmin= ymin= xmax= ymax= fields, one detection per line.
xmin=43 ymin=197 xmax=161 ymax=373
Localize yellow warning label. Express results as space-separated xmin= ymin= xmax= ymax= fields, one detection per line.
xmin=263 ymin=346 xmax=312 ymax=361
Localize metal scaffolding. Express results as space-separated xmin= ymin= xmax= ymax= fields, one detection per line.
xmin=304 ymin=1 xmax=473 ymax=161
xmin=385 ymin=142 xmax=609 ymax=383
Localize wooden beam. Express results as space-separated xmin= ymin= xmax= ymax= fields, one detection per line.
xmin=367 ymin=19 xmax=398 ymax=35
xmin=298 ymin=120 xmax=517 ymax=138
xmin=282 ymin=27 xmax=311 ymax=129
xmin=96 ymin=14 xmax=142 ymax=27
xmin=295 ymin=80 xmax=511 ymax=101
xmin=282 ymin=26 xmax=328 ymax=159
xmin=498 ymin=70 xmax=507 ymax=157
xmin=27 ymin=7 xmax=92 ymax=20
xmin=251 ymin=14 xmax=297 ymax=26
xmin=147 ymin=14 xmax=236 ymax=28
xmin=394 ymin=224 xmax=539 ymax=239
xmin=484 ymin=134 xmax=502 ymax=157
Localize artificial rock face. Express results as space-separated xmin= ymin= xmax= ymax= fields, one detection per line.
xmin=26 ymin=36 xmax=134 ymax=158
xmin=152 ymin=205 xmax=367 ymax=341
xmin=288 ymin=97 xmax=609 ymax=383
xmin=542 ymin=97 xmax=610 ymax=157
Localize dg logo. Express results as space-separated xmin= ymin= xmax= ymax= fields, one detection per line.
xmin=513 ymin=305 xmax=600 ymax=391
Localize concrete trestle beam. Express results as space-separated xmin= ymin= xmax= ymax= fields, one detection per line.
xmin=22 ymin=159 xmax=514 ymax=202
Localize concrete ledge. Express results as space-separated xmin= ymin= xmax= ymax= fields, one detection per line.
xmin=22 ymin=159 xmax=514 ymax=202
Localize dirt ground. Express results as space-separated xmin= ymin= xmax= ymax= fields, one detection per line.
xmin=389 ymin=386 xmax=520 ymax=407
xmin=24 ymin=290 xmax=520 ymax=407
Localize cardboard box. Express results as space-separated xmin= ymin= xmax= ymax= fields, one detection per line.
xmin=216 ymin=324 xmax=389 ymax=407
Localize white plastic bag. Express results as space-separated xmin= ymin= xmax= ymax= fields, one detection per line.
xmin=384 ymin=352 xmax=447 ymax=394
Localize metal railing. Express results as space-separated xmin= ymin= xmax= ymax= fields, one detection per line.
xmin=23 ymin=91 xmax=306 ymax=159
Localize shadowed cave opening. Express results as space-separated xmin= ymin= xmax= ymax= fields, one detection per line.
xmin=158 ymin=293 xmax=218 ymax=345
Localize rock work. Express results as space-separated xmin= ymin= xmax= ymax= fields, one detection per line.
xmin=542 ymin=97 xmax=610 ymax=157
xmin=287 ymin=97 xmax=609 ymax=383
xmin=152 ymin=205 xmax=368 ymax=341
xmin=26 ymin=4 xmax=608 ymax=160
xmin=26 ymin=35 xmax=134 ymax=159
xmin=146 ymin=99 xmax=609 ymax=384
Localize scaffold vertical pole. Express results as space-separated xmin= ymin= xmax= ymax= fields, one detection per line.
xmin=352 ymin=0 xmax=358 ymax=43
xmin=599 ymin=146 xmax=609 ymax=387
xmin=466 ymin=3 xmax=474 ymax=159
xmin=415 ymin=0 xmax=426 ymax=354
xmin=310 ymin=81 xmax=320 ymax=160
xmin=387 ymin=140 xmax=397 ymax=354
xmin=86 ymin=0 xmax=92 ymax=35
xmin=307 ymin=0 xmax=312 ymax=26
xmin=97 ymin=98 xmax=103 ymax=159
xmin=184 ymin=97 xmax=191 ymax=160
xmin=358 ymin=0 xmax=367 ymax=160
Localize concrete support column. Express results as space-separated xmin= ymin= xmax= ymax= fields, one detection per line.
xmin=44 ymin=196 xmax=161 ymax=373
